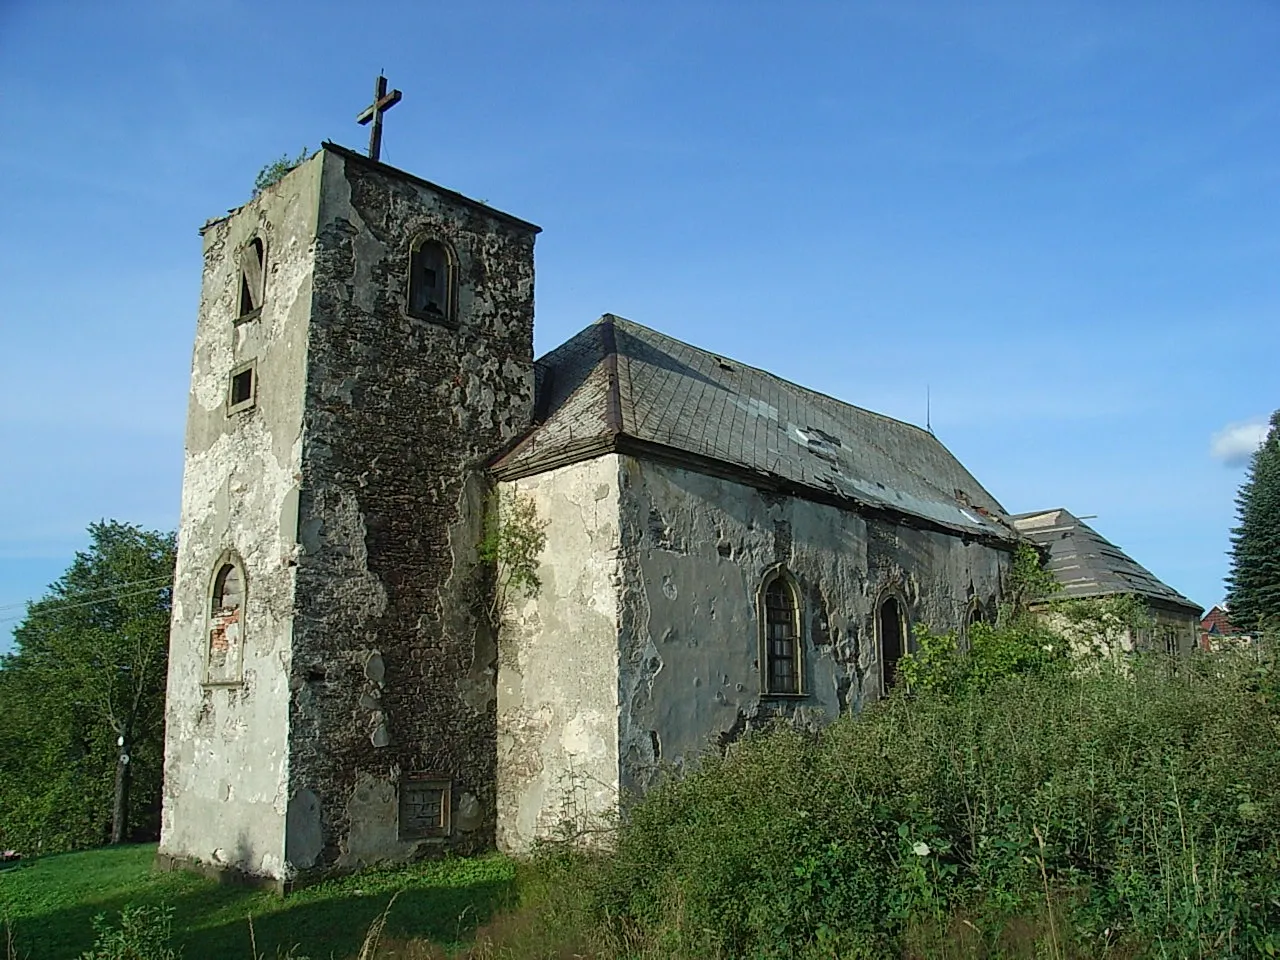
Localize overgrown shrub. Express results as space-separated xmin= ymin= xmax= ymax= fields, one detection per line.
xmin=79 ymin=906 xmax=179 ymax=960
xmin=253 ymin=148 xmax=312 ymax=198
xmin=504 ymin=644 xmax=1280 ymax=958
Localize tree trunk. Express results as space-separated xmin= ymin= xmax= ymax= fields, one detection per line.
xmin=110 ymin=737 xmax=131 ymax=844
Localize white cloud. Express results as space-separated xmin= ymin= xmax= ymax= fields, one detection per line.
xmin=1210 ymin=419 xmax=1270 ymax=467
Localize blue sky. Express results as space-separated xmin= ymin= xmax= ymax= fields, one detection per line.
xmin=1 ymin=0 xmax=1276 ymax=651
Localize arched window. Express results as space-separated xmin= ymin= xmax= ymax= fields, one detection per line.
xmin=212 ymin=563 xmax=243 ymax=615
xmin=407 ymin=237 xmax=456 ymax=322
xmin=879 ymin=596 xmax=907 ymax=694
xmin=207 ymin=558 xmax=246 ymax=684
xmin=965 ymin=601 xmax=987 ymax=630
xmin=760 ymin=571 xmax=801 ymax=695
xmin=238 ymin=237 xmax=265 ymax=319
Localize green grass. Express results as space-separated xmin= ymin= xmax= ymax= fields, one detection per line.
xmin=0 ymin=844 xmax=516 ymax=960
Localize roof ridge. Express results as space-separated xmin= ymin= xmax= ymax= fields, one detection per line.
xmin=599 ymin=315 xmax=623 ymax=435
xmin=594 ymin=313 xmax=947 ymax=444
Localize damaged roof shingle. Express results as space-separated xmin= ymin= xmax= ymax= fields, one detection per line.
xmin=1011 ymin=508 xmax=1201 ymax=613
xmin=494 ymin=315 xmax=1017 ymax=541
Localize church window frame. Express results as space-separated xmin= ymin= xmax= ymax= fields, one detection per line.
xmin=236 ymin=235 xmax=266 ymax=323
xmin=963 ymin=599 xmax=988 ymax=638
xmin=205 ymin=552 xmax=247 ymax=686
xmin=758 ymin=566 xmax=804 ymax=697
xmin=406 ymin=234 xmax=458 ymax=325
xmin=877 ymin=591 xmax=911 ymax=696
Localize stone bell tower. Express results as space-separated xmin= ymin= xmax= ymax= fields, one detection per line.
xmin=158 ymin=134 xmax=540 ymax=888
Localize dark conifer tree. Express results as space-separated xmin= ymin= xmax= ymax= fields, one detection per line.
xmin=1226 ymin=410 xmax=1280 ymax=632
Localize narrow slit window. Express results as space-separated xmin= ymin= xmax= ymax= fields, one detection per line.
xmin=879 ymin=596 xmax=905 ymax=693
xmin=763 ymin=576 xmax=800 ymax=695
xmin=238 ymin=237 xmax=265 ymax=319
xmin=408 ymin=239 xmax=454 ymax=322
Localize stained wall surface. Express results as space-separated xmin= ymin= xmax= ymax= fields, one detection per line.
xmin=159 ymin=155 xmax=323 ymax=881
xmin=492 ymin=451 xmax=1014 ymax=850
xmin=162 ymin=144 xmax=539 ymax=885
xmin=615 ymin=457 xmax=1014 ymax=795
xmin=495 ymin=455 xmax=623 ymax=852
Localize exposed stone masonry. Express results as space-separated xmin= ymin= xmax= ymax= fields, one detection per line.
xmin=285 ymin=148 xmax=537 ymax=878
xmin=159 ymin=144 xmax=538 ymax=887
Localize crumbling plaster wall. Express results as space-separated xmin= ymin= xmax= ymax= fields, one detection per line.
xmin=1042 ymin=603 xmax=1201 ymax=660
xmin=495 ymin=455 xmax=622 ymax=853
xmin=159 ymin=157 xmax=322 ymax=881
xmin=284 ymin=147 xmax=536 ymax=879
xmin=616 ymin=457 xmax=1013 ymax=795
xmin=1155 ymin=607 xmax=1203 ymax=655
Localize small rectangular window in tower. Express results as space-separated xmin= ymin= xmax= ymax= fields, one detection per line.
xmin=228 ymin=364 xmax=256 ymax=414
xmin=398 ymin=776 xmax=452 ymax=840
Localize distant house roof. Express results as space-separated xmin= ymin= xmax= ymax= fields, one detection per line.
xmin=1011 ymin=508 xmax=1201 ymax=614
xmin=1201 ymin=605 xmax=1243 ymax=636
xmin=493 ymin=315 xmax=1017 ymax=542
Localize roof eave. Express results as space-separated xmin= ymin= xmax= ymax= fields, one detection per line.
xmin=492 ymin=431 xmax=1019 ymax=547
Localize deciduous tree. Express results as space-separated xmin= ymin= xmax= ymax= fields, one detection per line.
xmin=0 ymin=521 xmax=174 ymax=851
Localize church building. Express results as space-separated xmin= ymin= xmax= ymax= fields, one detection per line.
xmin=157 ymin=134 xmax=1022 ymax=889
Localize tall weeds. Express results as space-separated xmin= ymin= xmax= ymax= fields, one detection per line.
xmin=497 ymin=645 xmax=1280 ymax=958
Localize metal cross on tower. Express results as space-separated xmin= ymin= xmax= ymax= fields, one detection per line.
xmin=356 ymin=73 xmax=402 ymax=162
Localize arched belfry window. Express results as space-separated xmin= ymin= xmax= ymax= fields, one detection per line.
xmin=878 ymin=595 xmax=907 ymax=694
xmin=408 ymin=237 xmax=456 ymax=322
xmin=206 ymin=557 xmax=246 ymax=685
xmin=760 ymin=570 xmax=802 ymax=696
xmin=238 ymin=237 xmax=265 ymax=320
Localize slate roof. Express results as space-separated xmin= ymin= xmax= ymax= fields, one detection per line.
xmin=493 ymin=315 xmax=1017 ymax=542
xmin=1011 ymin=508 xmax=1201 ymax=613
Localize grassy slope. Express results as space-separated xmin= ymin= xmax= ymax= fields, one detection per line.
xmin=0 ymin=844 xmax=515 ymax=960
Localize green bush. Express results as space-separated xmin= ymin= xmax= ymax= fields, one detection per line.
xmin=79 ymin=906 xmax=179 ymax=960
xmin=514 ymin=644 xmax=1280 ymax=958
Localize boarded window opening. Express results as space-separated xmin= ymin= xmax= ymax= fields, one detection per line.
xmin=207 ymin=560 xmax=245 ymax=684
xmin=408 ymin=239 xmax=453 ymax=321
xmin=879 ymin=597 xmax=905 ymax=693
xmin=238 ymin=237 xmax=265 ymax=318
xmin=399 ymin=777 xmax=452 ymax=839
xmin=764 ymin=576 xmax=800 ymax=695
